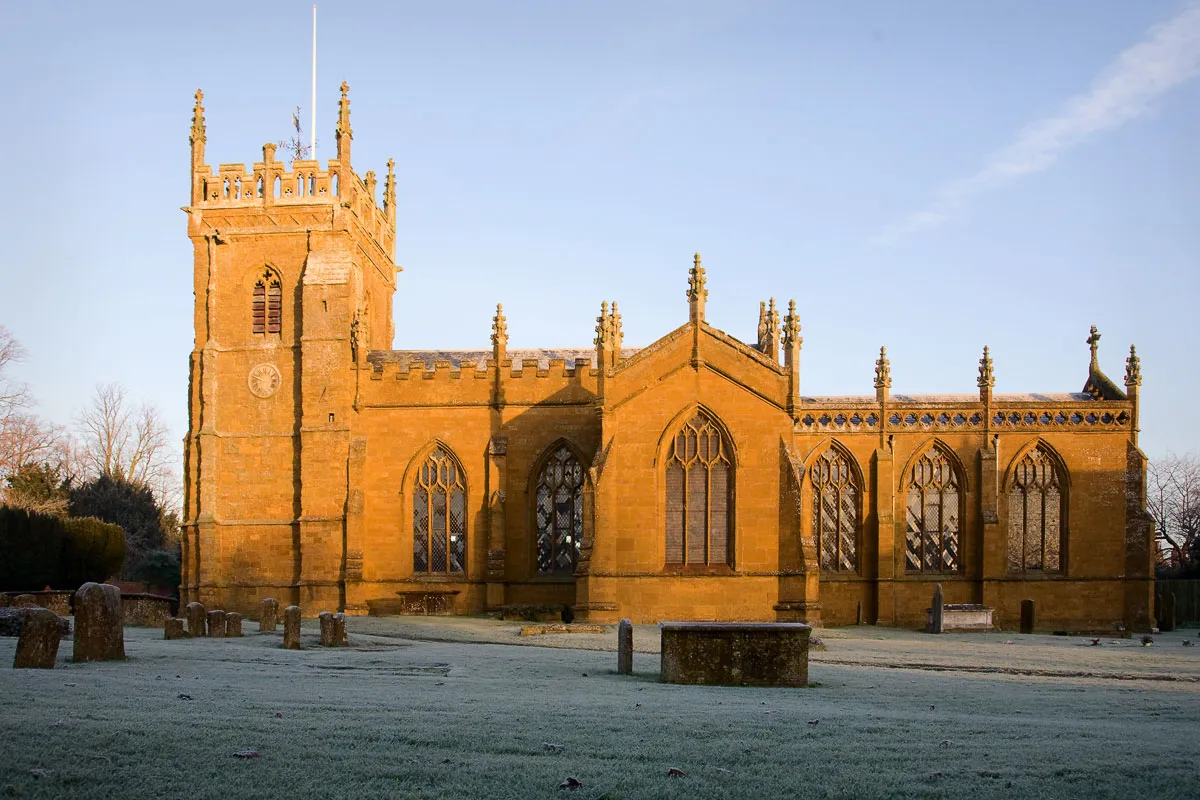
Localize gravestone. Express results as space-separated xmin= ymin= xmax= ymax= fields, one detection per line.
xmin=73 ymin=582 xmax=125 ymax=663
xmin=1020 ymin=599 xmax=1036 ymax=634
xmin=928 ymin=584 xmax=944 ymax=634
xmin=1160 ymin=593 xmax=1176 ymax=633
xmin=185 ymin=602 xmax=207 ymax=637
xmin=206 ymin=610 xmax=226 ymax=638
xmin=14 ymin=594 xmax=39 ymax=608
xmin=283 ymin=605 xmax=302 ymax=649
xmin=14 ymin=608 xmax=61 ymax=669
xmin=164 ymin=618 xmax=188 ymax=640
xmin=617 ymin=618 xmax=633 ymax=675
xmin=225 ymin=612 xmax=243 ymax=637
xmin=660 ymin=622 xmax=811 ymax=687
xmin=319 ymin=611 xmax=348 ymax=646
xmin=259 ymin=597 xmax=279 ymax=632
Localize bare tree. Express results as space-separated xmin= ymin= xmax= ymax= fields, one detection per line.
xmin=1147 ymin=452 xmax=1200 ymax=573
xmin=0 ymin=326 xmax=65 ymax=481
xmin=76 ymin=383 xmax=178 ymax=508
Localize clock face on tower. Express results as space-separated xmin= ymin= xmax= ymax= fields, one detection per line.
xmin=248 ymin=363 xmax=281 ymax=398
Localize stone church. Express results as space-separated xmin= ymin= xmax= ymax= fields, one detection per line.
xmin=181 ymin=85 xmax=1155 ymax=631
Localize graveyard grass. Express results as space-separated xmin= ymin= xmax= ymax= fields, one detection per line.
xmin=1 ymin=619 xmax=1198 ymax=799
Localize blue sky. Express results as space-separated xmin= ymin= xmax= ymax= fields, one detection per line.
xmin=0 ymin=1 xmax=1196 ymax=465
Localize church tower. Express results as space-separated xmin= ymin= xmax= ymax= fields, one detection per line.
xmin=181 ymin=84 xmax=397 ymax=612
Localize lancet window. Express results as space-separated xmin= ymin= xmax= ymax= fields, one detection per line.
xmin=413 ymin=447 xmax=466 ymax=575
xmin=812 ymin=447 xmax=859 ymax=572
xmin=534 ymin=445 xmax=584 ymax=575
xmin=665 ymin=411 xmax=733 ymax=567
xmin=252 ymin=271 xmax=282 ymax=335
xmin=1007 ymin=447 xmax=1065 ymax=573
xmin=905 ymin=447 xmax=961 ymax=573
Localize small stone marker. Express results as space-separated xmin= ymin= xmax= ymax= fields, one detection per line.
xmin=1160 ymin=593 xmax=1177 ymax=633
xmin=14 ymin=608 xmax=61 ymax=669
xmin=73 ymin=582 xmax=125 ymax=663
xmin=14 ymin=594 xmax=38 ymax=608
xmin=164 ymin=618 xmax=188 ymax=640
xmin=928 ymin=584 xmax=944 ymax=634
xmin=225 ymin=612 xmax=243 ymax=637
xmin=207 ymin=609 xmax=227 ymax=638
xmin=617 ymin=618 xmax=633 ymax=675
xmin=186 ymin=601 xmax=207 ymax=637
xmin=319 ymin=611 xmax=348 ymax=646
xmin=1020 ymin=599 xmax=1035 ymax=634
xmin=283 ymin=605 xmax=302 ymax=649
xmin=259 ymin=597 xmax=279 ymax=632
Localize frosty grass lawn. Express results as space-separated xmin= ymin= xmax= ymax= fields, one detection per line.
xmin=1 ymin=618 xmax=1198 ymax=799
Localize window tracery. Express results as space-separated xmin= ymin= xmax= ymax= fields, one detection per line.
xmin=252 ymin=270 xmax=282 ymax=335
xmin=665 ymin=411 xmax=732 ymax=567
xmin=905 ymin=447 xmax=961 ymax=573
xmin=535 ymin=445 xmax=584 ymax=575
xmin=812 ymin=447 xmax=858 ymax=572
xmin=413 ymin=447 xmax=466 ymax=575
xmin=1008 ymin=447 xmax=1064 ymax=573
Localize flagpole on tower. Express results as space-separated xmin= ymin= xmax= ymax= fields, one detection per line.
xmin=311 ymin=4 xmax=317 ymax=160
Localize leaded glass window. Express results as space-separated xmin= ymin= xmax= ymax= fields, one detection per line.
xmin=665 ymin=411 xmax=732 ymax=566
xmin=812 ymin=448 xmax=858 ymax=572
xmin=905 ymin=447 xmax=960 ymax=572
xmin=1008 ymin=447 xmax=1064 ymax=573
xmin=413 ymin=447 xmax=466 ymax=575
xmin=535 ymin=445 xmax=583 ymax=575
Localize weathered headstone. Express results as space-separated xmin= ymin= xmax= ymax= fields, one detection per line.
xmin=14 ymin=608 xmax=61 ymax=669
xmin=319 ymin=611 xmax=348 ymax=646
xmin=617 ymin=618 xmax=633 ymax=675
xmin=928 ymin=584 xmax=944 ymax=634
xmin=164 ymin=618 xmax=188 ymax=640
xmin=225 ymin=612 xmax=243 ymax=637
xmin=73 ymin=582 xmax=125 ymax=663
xmin=207 ymin=609 xmax=227 ymax=638
xmin=259 ymin=597 xmax=279 ymax=632
xmin=1020 ymin=599 xmax=1035 ymax=634
xmin=14 ymin=594 xmax=38 ymax=608
xmin=1160 ymin=593 xmax=1176 ymax=633
xmin=283 ymin=605 xmax=302 ymax=649
xmin=185 ymin=601 xmax=207 ymax=637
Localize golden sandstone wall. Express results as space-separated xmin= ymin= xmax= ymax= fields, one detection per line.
xmin=181 ymin=86 xmax=1155 ymax=633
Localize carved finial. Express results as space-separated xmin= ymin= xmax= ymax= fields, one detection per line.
xmin=782 ymin=299 xmax=801 ymax=347
xmin=190 ymin=89 xmax=206 ymax=144
xmin=595 ymin=300 xmax=612 ymax=347
xmin=977 ymin=345 xmax=995 ymax=390
xmin=1087 ymin=325 xmax=1101 ymax=368
xmin=757 ymin=301 xmax=768 ymax=347
xmin=874 ymin=346 xmax=892 ymax=390
xmin=1125 ymin=345 xmax=1141 ymax=387
xmin=687 ymin=253 xmax=707 ymax=303
xmin=384 ymin=158 xmax=396 ymax=208
xmin=611 ymin=301 xmax=623 ymax=352
xmin=491 ymin=303 xmax=508 ymax=350
xmin=338 ymin=81 xmax=351 ymax=134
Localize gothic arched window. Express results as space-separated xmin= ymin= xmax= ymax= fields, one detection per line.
xmin=812 ymin=447 xmax=859 ymax=572
xmin=905 ymin=446 xmax=961 ymax=573
xmin=1008 ymin=447 xmax=1065 ymax=573
xmin=665 ymin=411 xmax=733 ymax=567
xmin=252 ymin=270 xmax=282 ymax=335
xmin=534 ymin=445 xmax=583 ymax=575
xmin=413 ymin=447 xmax=466 ymax=575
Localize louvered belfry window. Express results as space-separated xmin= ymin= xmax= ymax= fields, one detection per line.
xmin=252 ymin=271 xmax=282 ymax=335
xmin=413 ymin=447 xmax=466 ymax=575
xmin=905 ymin=447 xmax=961 ymax=572
xmin=812 ymin=448 xmax=858 ymax=572
xmin=1007 ymin=447 xmax=1064 ymax=573
xmin=535 ymin=445 xmax=583 ymax=575
xmin=665 ymin=411 xmax=732 ymax=566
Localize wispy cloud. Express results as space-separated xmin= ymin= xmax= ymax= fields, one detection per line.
xmin=873 ymin=4 xmax=1200 ymax=244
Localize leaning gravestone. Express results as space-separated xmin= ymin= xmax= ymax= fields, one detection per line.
xmin=186 ymin=602 xmax=207 ymax=637
xmin=206 ymin=610 xmax=226 ymax=638
xmin=928 ymin=584 xmax=944 ymax=634
xmin=1020 ymin=599 xmax=1036 ymax=634
xmin=617 ymin=618 xmax=633 ymax=675
xmin=319 ymin=611 xmax=348 ymax=646
xmin=14 ymin=608 xmax=61 ymax=669
xmin=259 ymin=597 xmax=279 ymax=632
xmin=164 ymin=618 xmax=187 ymax=640
xmin=73 ymin=582 xmax=125 ymax=663
xmin=283 ymin=605 xmax=302 ymax=650
xmin=225 ymin=612 xmax=243 ymax=637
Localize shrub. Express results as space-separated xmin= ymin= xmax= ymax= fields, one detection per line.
xmin=59 ymin=516 xmax=126 ymax=586
xmin=132 ymin=547 xmax=180 ymax=594
xmin=0 ymin=505 xmax=65 ymax=591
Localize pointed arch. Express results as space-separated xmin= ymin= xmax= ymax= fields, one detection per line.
xmin=661 ymin=406 xmax=735 ymax=567
xmin=403 ymin=441 xmax=468 ymax=575
xmin=898 ymin=437 xmax=970 ymax=493
xmin=251 ymin=265 xmax=283 ymax=336
xmin=529 ymin=438 xmax=586 ymax=576
xmin=655 ymin=404 xmax=739 ymax=469
xmin=805 ymin=440 xmax=863 ymax=573
xmin=1005 ymin=439 xmax=1068 ymax=574
xmin=901 ymin=440 xmax=964 ymax=573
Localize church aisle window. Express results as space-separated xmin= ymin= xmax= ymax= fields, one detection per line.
xmin=1008 ymin=447 xmax=1065 ymax=573
xmin=535 ymin=445 xmax=584 ymax=575
xmin=413 ymin=447 xmax=466 ymax=575
xmin=812 ymin=447 xmax=858 ymax=572
xmin=665 ymin=411 xmax=733 ymax=567
xmin=905 ymin=447 xmax=961 ymax=572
